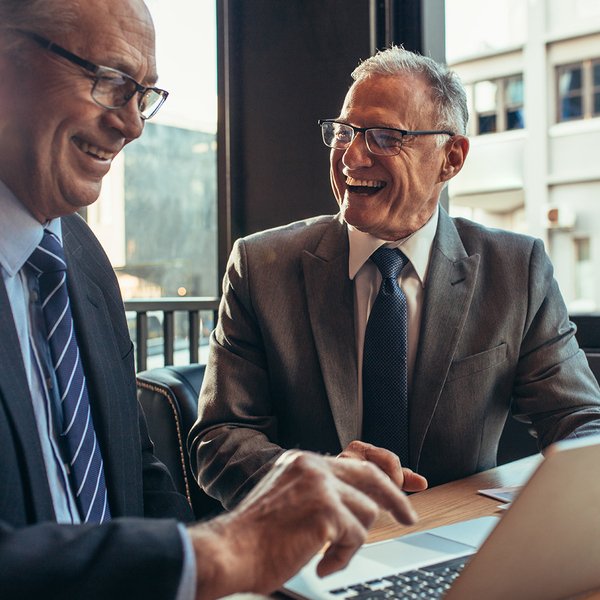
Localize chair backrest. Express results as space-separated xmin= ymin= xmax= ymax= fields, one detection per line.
xmin=136 ymin=364 xmax=222 ymax=520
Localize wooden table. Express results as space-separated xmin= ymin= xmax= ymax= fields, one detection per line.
xmin=365 ymin=454 xmax=600 ymax=599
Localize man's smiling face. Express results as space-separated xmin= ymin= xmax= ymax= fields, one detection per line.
xmin=0 ymin=0 xmax=157 ymax=222
xmin=330 ymin=74 xmax=458 ymax=241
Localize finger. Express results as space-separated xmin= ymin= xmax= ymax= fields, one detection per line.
xmin=337 ymin=441 xmax=370 ymax=462
xmin=332 ymin=459 xmax=418 ymax=525
xmin=402 ymin=469 xmax=428 ymax=492
xmin=316 ymin=503 xmax=371 ymax=577
xmin=339 ymin=442 xmax=407 ymax=490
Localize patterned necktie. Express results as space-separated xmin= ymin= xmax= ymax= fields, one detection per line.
xmin=362 ymin=246 xmax=410 ymax=467
xmin=27 ymin=230 xmax=111 ymax=523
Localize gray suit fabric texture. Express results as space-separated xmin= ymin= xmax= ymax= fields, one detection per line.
xmin=189 ymin=209 xmax=600 ymax=510
xmin=0 ymin=213 xmax=193 ymax=600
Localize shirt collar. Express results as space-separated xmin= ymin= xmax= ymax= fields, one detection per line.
xmin=0 ymin=179 xmax=62 ymax=278
xmin=347 ymin=205 xmax=439 ymax=286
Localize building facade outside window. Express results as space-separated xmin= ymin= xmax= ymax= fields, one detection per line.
xmin=557 ymin=59 xmax=600 ymax=122
xmin=446 ymin=0 xmax=600 ymax=314
xmin=473 ymin=75 xmax=524 ymax=135
xmin=574 ymin=237 xmax=594 ymax=306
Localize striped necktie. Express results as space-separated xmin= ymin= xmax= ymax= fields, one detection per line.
xmin=27 ymin=230 xmax=111 ymax=523
xmin=362 ymin=246 xmax=410 ymax=467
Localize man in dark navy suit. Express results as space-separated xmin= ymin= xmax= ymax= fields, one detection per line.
xmin=0 ymin=1 xmax=417 ymax=598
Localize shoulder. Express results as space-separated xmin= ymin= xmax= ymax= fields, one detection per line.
xmin=234 ymin=214 xmax=344 ymax=260
xmin=450 ymin=215 xmax=543 ymax=257
xmin=242 ymin=214 xmax=340 ymax=246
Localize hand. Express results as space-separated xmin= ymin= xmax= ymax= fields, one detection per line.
xmin=338 ymin=440 xmax=428 ymax=492
xmin=187 ymin=450 xmax=418 ymax=600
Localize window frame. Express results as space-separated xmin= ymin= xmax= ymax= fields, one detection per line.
xmin=473 ymin=74 xmax=524 ymax=136
xmin=557 ymin=58 xmax=600 ymax=123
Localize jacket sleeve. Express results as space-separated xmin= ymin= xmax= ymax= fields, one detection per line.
xmin=511 ymin=238 xmax=600 ymax=445
xmin=188 ymin=238 xmax=286 ymax=510
xmin=0 ymin=517 xmax=185 ymax=600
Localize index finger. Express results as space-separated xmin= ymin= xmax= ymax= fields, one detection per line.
xmin=331 ymin=458 xmax=418 ymax=525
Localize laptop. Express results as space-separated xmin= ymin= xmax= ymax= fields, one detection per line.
xmin=283 ymin=434 xmax=600 ymax=600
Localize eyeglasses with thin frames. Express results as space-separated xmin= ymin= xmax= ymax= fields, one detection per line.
xmin=18 ymin=30 xmax=168 ymax=120
xmin=319 ymin=119 xmax=455 ymax=156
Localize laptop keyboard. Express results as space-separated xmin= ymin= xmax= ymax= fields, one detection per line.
xmin=327 ymin=556 xmax=469 ymax=600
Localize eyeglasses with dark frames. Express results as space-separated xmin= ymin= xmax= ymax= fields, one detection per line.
xmin=318 ymin=119 xmax=455 ymax=156
xmin=18 ymin=30 xmax=168 ymax=120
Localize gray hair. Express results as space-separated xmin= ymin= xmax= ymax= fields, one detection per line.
xmin=0 ymin=0 xmax=80 ymax=54
xmin=352 ymin=46 xmax=469 ymax=139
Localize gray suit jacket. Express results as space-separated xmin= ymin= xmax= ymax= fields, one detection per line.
xmin=189 ymin=209 xmax=600 ymax=509
xmin=0 ymin=213 xmax=193 ymax=599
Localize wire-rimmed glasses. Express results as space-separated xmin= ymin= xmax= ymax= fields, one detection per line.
xmin=319 ymin=119 xmax=455 ymax=156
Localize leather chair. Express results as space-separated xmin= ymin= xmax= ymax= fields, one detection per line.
xmin=136 ymin=364 xmax=223 ymax=520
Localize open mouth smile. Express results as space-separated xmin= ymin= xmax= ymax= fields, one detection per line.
xmin=346 ymin=175 xmax=387 ymax=196
xmin=73 ymin=137 xmax=115 ymax=161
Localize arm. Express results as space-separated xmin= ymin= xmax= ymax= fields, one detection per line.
xmin=188 ymin=450 xmax=418 ymax=600
xmin=512 ymin=239 xmax=600 ymax=445
xmin=188 ymin=237 xmax=298 ymax=509
xmin=0 ymin=518 xmax=185 ymax=600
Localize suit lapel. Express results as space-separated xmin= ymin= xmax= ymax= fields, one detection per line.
xmin=302 ymin=216 xmax=359 ymax=447
xmin=410 ymin=210 xmax=480 ymax=469
xmin=62 ymin=216 xmax=142 ymax=517
xmin=0 ymin=278 xmax=56 ymax=522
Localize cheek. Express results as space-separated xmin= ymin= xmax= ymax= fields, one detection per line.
xmin=330 ymin=153 xmax=345 ymax=196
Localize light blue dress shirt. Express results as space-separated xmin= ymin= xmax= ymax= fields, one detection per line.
xmin=0 ymin=180 xmax=196 ymax=599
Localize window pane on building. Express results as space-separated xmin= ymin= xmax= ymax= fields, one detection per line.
xmin=561 ymin=95 xmax=583 ymax=120
xmin=505 ymin=76 xmax=524 ymax=105
xmin=478 ymin=114 xmax=497 ymax=134
xmin=559 ymin=67 xmax=582 ymax=93
xmin=505 ymin=76 xmax=524 ymax=130
xmin=474 ymin=80 xmax=498 ymax=113
xmin=507 ymin=108 xmax=524 ymax=130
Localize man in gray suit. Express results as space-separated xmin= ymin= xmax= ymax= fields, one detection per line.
xmin=190 ymin=46 xmax=600 ymax=510
xmin=0 ymin=2 xmax=418 ymax=598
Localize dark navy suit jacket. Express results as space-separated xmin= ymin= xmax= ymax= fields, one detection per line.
xmin=0 ymin=213 xmax=193 ymax=599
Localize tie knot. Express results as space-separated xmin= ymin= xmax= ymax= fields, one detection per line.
xmin=369 ymin=246 xmax=408 ymax=280
xmin=27 ymin=230 xmax=67 ymax=275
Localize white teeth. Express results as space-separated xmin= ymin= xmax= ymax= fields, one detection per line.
xmin=75 ymin=138 xmax=113 ymax=160
xmin=346 ymin=176 xmax=385 ymax=188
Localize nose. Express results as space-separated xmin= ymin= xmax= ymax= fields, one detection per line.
xmin=102 ymin=97 xmax=145 ymax=142
xmin=342 ymin=132 xmax=374 ymax=170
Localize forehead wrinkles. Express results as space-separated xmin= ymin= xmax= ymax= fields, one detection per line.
xmin=341 ymin=75 xmax=437 ymax=129
xmin=64 ymin=0 xmax=157 ymax=83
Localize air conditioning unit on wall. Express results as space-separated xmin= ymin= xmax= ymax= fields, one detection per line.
xmin=546 ymin=205 xmax=577 ymax=230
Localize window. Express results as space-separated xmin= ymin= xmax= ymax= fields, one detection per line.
xmin=85 ymin=0 xmax=218 ymax=368
xmin=557 ymin=59 xmax=600 ymax=122
xmin=473 ymin=75 xmax=524 ymax=135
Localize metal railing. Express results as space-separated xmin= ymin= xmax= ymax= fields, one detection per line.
xmin=124 ymin=297 xmax=220 ymax=372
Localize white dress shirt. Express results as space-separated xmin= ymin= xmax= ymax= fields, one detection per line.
xmin=348 ymin=206 xmax=439 ymax=435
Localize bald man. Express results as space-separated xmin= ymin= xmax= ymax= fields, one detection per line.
xmin=0 ymin=1 xmax=417 ymax=598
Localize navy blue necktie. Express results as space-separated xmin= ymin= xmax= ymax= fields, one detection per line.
xmin=27 ymin=231 xmax=111 ymax=523
xmin=362 ymin=246 xmax=410 ymax=467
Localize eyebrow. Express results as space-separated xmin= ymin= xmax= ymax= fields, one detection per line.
xmin=102 ymin=55 xmax=158 ymax=87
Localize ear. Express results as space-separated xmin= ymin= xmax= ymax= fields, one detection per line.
xmin=439 ymin=135 xmax=469 ymax=183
